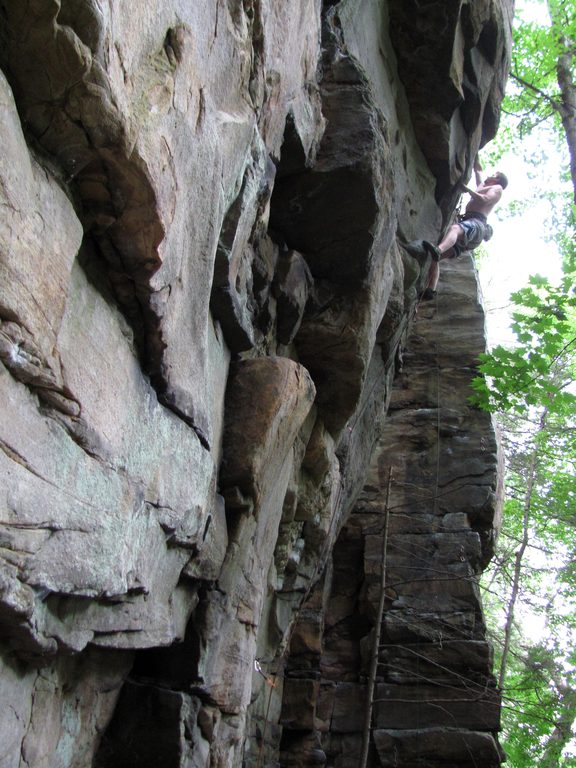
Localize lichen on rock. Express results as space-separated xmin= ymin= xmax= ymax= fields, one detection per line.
xmin=0 ymin=0 xmax=511 ymax=765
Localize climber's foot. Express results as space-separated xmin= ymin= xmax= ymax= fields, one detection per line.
xmin=423 ymin=241 xmax=442 ymax=262
xmin=420 ymin=288 xmax=437 ymax=301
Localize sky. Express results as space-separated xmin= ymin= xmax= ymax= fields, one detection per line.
xmin=473 ymin=0 xmax=569 ymax=647
xmin=476 ymin=0 xmax=568 ymax=348
xmin=476 ymin=134 xmax=566 ymax=348
xmin=473 ymin=2 xmax=576 ymax=750
xmin=474 ymin=139 xmax=569 ymax=646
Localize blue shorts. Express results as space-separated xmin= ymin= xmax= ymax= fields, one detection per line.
xmin=452 ymin=218 xmax=487 ymax=258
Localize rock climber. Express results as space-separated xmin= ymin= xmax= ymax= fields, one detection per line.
xmin=421 ymin=159 xmax=508 ymax=300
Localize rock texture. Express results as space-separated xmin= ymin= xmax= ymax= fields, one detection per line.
xmin=0 ymin=0 xmax=511 ymax=766
xmin=278 ymin=258 xmax=504 ymax=767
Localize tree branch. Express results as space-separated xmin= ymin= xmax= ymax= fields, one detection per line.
xmin=510 ymin=71 xmax=564 ymax=115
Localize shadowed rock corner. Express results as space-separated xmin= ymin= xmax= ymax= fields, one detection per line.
xmin=0 ymin=0 xmax=511 ymax=766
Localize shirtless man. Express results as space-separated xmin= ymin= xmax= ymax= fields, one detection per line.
xmin=422 ymin=160 xmax=508 ymax=299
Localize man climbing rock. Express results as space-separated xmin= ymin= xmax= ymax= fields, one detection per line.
xmin=421 ymin=159 xmax=508 ymax=300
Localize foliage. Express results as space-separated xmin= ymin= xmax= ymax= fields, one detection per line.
xmin=481 ymin=388 xmax=576 ymax=764
xmin=474 ymin=3 xmax=576 ymax=762
xmin=471 ymin=274 xmax=576 ymax=414
xmin=481 ymin=0 xmax=576 ymax=219
xmin=507 ymin=19 xmax=567 ymax=138
xmin=475 ymin=259 xmax=576 ymax=762
xmin=505 ymin=0 xmax=576 ymax=199
xmin=497 ymin=639 xmax=576 ymax=767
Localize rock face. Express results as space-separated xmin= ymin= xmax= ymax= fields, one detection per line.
xmin=279 ymin=257 xmax=504 ymax=767
xmin=0 ymin=1 xmax=511 ymax=766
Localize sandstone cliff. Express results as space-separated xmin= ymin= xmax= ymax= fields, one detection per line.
xmin=0 ymin=1 xmax=512 ymax=766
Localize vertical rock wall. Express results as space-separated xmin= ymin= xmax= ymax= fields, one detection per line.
xmin=279 ymin=257 xmax=504 ymax=766
xmin=0 ymin=1 xmax=511 ymax=766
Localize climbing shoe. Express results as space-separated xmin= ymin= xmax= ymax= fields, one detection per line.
xmin=420 ymin=288 xmax=437 ymax=301
xmin=422 ymin=241 xmax=442 ymax=262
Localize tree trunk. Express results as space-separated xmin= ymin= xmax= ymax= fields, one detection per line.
xmin=540 ymin=685 xmax=576 ymax=767
xmin=548 ymin=0 xmax=576 ymax=202
xmin=498 ymin=409 xmax=548 ymax=690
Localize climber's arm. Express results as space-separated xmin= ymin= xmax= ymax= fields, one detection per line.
xmin=460 ymin=182 xmax=502 ymax=207
xmin=473 ymin=157 xmax=483 ymax=187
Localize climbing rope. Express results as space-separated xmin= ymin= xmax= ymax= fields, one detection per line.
xmin=252 ymin=476 xmax=346 ymax=767
xmin=434 ymin=328 xmax=441 ymax=516
xmin=255 ymin=661 xmax=278 ymax=768
xmin=258 ymin=243 xmax=450 ymax=767
xmin=359 ymin=467 xmax=393 ymax=768
xmin=358 ymin=280 xmax=444 ymax=766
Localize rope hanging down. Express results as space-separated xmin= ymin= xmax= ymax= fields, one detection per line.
xmin=359 ymin=467 xmax=393 ymax=768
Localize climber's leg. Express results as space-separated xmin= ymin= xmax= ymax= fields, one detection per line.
xmin=423 ymin=261 xmax=439 ymax=293
xmin=420 ymin=223 xmax=467 ymax=299
xmin=437 ymin=222 xmax=464 ymax=256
